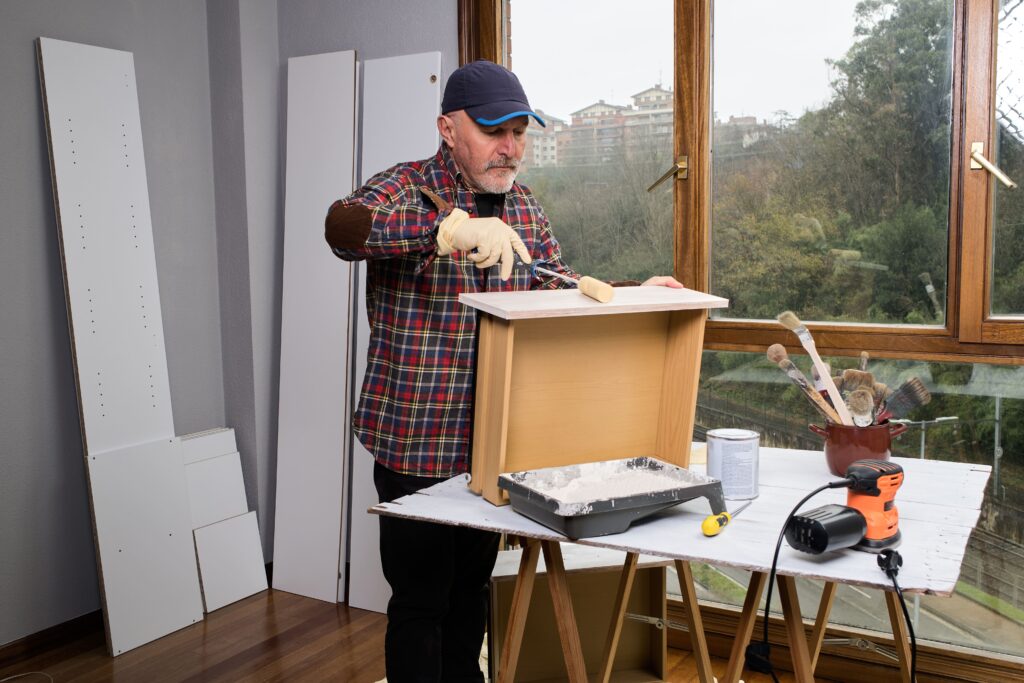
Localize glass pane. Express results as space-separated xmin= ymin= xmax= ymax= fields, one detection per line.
xmin=991 ymin=0 xmax=1024 ymax=315
xmin=710 ymin=0 xmax=954 ymax=325
xmin=506 ymin=0 xmax=674 ymax=282
xmin=692 ymin=349 xmax=1024 ymax=657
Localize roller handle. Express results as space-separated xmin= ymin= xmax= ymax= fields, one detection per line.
xmin=578 ymin=275 xmax=615 ymax=303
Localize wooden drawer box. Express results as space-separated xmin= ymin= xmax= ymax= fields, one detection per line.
xmin=460 ymin=287 xmax=728 ymax=505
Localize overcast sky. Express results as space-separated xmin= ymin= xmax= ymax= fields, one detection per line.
xmin=509 ymin=0 xmax=863 ymax=124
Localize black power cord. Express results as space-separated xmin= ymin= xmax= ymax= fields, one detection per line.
xmin=744 ymin=479 xmax=918 ymax=683
xmin=879 ymin=549 xmax=917 ymax=682
xmin=745 ymin=478 xmax=853 ymax=681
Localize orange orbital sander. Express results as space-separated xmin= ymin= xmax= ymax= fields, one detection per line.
xmin=785 ymin=459 xmax=904 ymax=554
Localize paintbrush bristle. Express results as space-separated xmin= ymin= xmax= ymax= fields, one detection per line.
xmin=872 ymin=381 xmax=891 ymax=407
xmin=884 ymin=377 xmax=931 ymax=419
xmin=776 ymin=311 xmax=803 ymax=331
xmin=841 ymin=369 xmax=874 ymax=393
xmin=847 ymin=388 xmax=876 ymax=426
xmin=766 ymin=344 xmax=788 ymax=364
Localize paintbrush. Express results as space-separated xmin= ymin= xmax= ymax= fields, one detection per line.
xmin=876 ymin=377 xmax=931 ymax=421
xmin=859 ymin=351 xmax=869 ymax=372
xmin=847 ymin=388 xmax=876 ymax=427
xmin=767 ymin=344 xmax=842 ymax=424
xmin=872 ymin=381 xmax=892 ymax=411
xmin=777 ymin=312 xmax=853 ymax=425
xmin=811 ymin=362 xmax=830 ymax=395
xmin=841 ymin=369 xmax=874 ymax=399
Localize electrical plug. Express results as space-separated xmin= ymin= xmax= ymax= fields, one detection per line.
xmin=878 ymin=549 xmax=903 ymax=578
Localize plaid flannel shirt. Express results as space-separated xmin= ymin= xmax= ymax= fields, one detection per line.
xmin=325 ymin=144 xmax=578 ymax=478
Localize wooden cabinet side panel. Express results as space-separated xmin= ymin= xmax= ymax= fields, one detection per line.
xmin=655 ymin=310 xmax=707 ymax=467
xmin=470 ymin=315 xmax=515 ymax=503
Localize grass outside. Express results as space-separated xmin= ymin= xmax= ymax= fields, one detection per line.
xmin=690 ymin=562 xmax=749 ymax=604
xmin=956 ymin=580 xmax=1024 ymax=625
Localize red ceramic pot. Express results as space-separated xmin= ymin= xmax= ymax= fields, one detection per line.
xmin=808 ymin=422 xmax=908 ymax=477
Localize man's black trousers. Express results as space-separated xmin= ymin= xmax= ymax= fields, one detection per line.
xmin=374 ymin=461 xmax=501 ymax=683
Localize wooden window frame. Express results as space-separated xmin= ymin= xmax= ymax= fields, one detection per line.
xmin=960 ymin=0 xmax=1024 ymax=345
xmin=462 ymin=1 xmax=1024 ymax=677
xmin=466 ymin=0 xmax=1024 ymax=365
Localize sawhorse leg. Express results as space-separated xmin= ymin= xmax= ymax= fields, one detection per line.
xmin=721 ymin=574 xmax=837 ymax=683
xmin=722 ymin=571 xmax=768 ymax=683
xmin=885 ymin=590 xmax=914 ymax=682
xmin=598 ymin=551 xmax=639 ymax=683
xmin=497 ymin=539 xmax=540 ymax=683
xmin=493 ymin=540 xmax=585 ymax=679
xmin=495 ymin=539 xmax=589 ymax=683
xmin=809 ymin=581 xmax=838 ymax=671
xmin=541 ymin=540 xmax=588 ymax=682
xmin=599 ymin=556 xmax=713 ymax=683
xmin=675 ymin=560 xmax=717 ymax=683
xmin=776 ymin=575 xmax=814 ymax=683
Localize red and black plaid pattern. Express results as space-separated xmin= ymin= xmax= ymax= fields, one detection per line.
xmin=328 ymin=145 xmax=578 ymax=477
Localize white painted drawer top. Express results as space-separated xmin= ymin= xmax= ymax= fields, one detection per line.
xmin=459 ymin=286 xmax=729 ymax=320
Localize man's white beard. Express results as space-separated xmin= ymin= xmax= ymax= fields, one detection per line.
xmin=476 ymin=158 xmax=520 ymax=193
xmin=476 ymin=173 xmax=517 ymax=194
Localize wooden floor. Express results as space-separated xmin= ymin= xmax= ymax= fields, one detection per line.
xmin=0 ymin=590 xmax=799 ymax=682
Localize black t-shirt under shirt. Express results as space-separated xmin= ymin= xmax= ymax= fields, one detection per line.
xmin=474 ymin=193 xmax=504 ymax=219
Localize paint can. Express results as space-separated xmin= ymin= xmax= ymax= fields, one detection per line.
xmin=706 ymin=428 xmax=759 ymax=500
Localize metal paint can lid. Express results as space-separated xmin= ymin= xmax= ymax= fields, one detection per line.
xmin=706 ymin=428 xmax=759 ymax=441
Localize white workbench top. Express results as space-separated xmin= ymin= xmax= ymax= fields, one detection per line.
xmin=458 ymin=286 xmax=728 ymax=320
xmin=370 ymin=448 xmax=990 ymax=596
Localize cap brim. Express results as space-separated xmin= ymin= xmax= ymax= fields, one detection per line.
xmin=466 ymin=102 xmax=545 ymax=128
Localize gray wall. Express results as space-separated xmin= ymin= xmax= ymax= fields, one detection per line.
xmin=0 ymin=0 xmax=223 ymax=647
xmin=0 ymin=0 xmax=457 ymax=648
xmin=277 ymin=0 xmax=459 ymax=132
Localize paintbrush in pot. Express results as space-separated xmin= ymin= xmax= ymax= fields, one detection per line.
xmin=877 ymin=377 xmax=931 ymax=421
xmin=767 ymin=344 xmax=842 ymax=424
xmin=841 ymin=369 xmax=875 ymax=401
xmin=847 ymin=388 xmax=876 ymax=427
xmin=811 ymin=362 xmax=831 ymax=395
xmin=872 ymin=381 xmax=893 ymax=412
xmin=777 ymin=312 xmax=853 ymax=425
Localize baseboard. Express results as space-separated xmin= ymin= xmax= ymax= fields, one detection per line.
xmin=0 ymin=610 xmax=103 ymax=668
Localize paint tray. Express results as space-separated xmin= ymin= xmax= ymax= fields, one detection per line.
xmin=498 ymin=457 xmax=726 ymax=540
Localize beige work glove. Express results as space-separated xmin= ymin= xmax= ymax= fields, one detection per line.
xmin=436 ymin=208 xmax=532 ymax=280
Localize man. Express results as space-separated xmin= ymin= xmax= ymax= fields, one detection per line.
xmin=325 ymin=60 xmax=681 ymax=682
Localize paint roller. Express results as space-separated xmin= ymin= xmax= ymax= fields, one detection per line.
xmin=527 ymin=260 xmax=615 ymax=303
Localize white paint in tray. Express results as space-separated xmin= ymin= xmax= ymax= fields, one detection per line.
xmin=507 ymin=458 xmax=715 ymax=516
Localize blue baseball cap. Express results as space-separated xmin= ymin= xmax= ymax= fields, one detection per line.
xmin=441 ymin=60 xmax=545 ymax=128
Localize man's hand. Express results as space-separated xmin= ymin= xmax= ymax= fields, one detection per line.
xmin=436 ymin=209 xmax=532 ymax=281
xmin=642 ymin=275 xmax=685 ymax=288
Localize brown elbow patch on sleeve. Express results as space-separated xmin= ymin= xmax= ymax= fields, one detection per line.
xmin=325 ymin=203 xmax=374 ymax=250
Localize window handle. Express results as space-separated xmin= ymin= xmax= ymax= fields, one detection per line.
xmin=646 ymin=156 xmax=688 ymax=192
xmin=970 ymin=144 xmax=1018 ymax=188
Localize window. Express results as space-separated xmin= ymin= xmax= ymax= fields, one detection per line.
xmin=488 ymin=0 xmax=675 ymax=283
xmin=462 ymin=0 xmax=1024 ymax=676
xmin=711 ymin=1 xmax=955 ymax=328
xmin=465 ymin=0 xmax=1024 ymax=361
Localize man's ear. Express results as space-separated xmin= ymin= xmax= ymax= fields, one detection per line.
xmin=437 ymin=114 xmax=456 ymax=147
